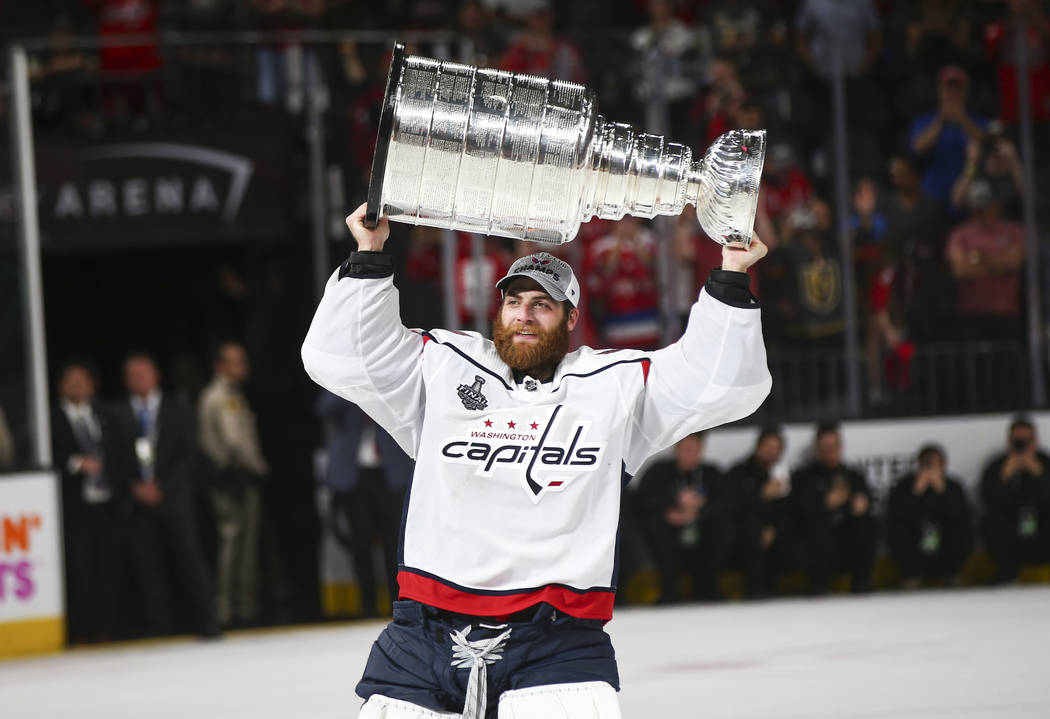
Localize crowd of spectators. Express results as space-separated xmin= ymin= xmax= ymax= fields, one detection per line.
xmin=3 ymin=0 xmax=1048 ymax=406
xmin=331 ymin=0 xmax=1045 ymax=410
xmin=3 ymin=0 xmax=1050 ymax=641
xmin=629 ymin=416 xmax=1050 ymax=604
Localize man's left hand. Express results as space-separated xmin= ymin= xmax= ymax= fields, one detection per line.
xmin=132 ymin=481 xmax=163 ymax=507
xmin=722 ymin=232 xmax=768 ymax=273
xmin=851 ymin=493 xmax=869 ymax=517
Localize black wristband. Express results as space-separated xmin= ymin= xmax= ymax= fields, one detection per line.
xmin=705 ymin=268 xmax=758 ymax=308
xmin=339 ymin=250 xmax=394 ymax=279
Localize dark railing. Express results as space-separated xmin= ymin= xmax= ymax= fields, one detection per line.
xmin=756 ymin=341 xmax=1032 ymax=422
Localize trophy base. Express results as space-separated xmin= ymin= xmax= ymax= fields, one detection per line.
xmin=365 ymin=42 xmax=407 ymax=230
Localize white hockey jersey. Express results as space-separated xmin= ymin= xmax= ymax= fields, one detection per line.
xmin=302 ymin=271 xmax=771 ymax=620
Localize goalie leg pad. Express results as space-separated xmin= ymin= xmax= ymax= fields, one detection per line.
xmin=358 ymin=694 xmax=461 ymax=719
xmin=497 ymin=681 xmax=621 ymax=719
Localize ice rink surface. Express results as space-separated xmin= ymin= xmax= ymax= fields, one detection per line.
xmin=3 ymin=587 xmax=1049 ymax=718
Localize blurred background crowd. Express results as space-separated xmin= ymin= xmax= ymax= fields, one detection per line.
xmin=1 ymin=0 xmax=1050 ymax=642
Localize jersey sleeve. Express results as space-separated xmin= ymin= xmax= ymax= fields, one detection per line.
xmin=301 ymin=270 xmax=426 ymax=458
xmin=623 ymin=287 xmax=771 ymax=475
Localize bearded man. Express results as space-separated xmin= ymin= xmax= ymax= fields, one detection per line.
xmin=302 ymin=203 xmax=772 ymax=719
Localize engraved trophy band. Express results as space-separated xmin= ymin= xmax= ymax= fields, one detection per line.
xmin=366 ymin=42 xmax=765 ymax=246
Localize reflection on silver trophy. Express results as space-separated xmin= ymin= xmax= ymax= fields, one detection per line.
xmin=365 ymin=43 xmax=766 ymax=246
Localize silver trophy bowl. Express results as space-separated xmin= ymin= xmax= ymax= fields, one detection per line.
xmin=365 ymin=43 xmax=765 ymax=246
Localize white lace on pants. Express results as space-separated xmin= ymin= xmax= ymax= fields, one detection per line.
xmin=449 ymin=625 xmax=512 ymax=719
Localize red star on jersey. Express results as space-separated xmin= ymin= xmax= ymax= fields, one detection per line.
xmin=507 ymin=420 xmax=516 ymax=429
xmin=530 ymin=421 xmax=539 ymax=430
xmin=484 ymin=419 xmax=492 ymax=427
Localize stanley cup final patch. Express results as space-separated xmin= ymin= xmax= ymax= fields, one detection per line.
xmin=457 ymin=375 xmax=489 ymax=410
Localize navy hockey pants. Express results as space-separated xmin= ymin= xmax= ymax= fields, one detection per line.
xmin=356 ymin=599 xmax=619 ymax=718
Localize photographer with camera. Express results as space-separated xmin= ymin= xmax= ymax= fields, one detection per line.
xmin=949 ymin=120 xmax=1024 ymax=218
xmin=888 ymin=444 xmax=973 ymax=589
xmin=909 ymin=65 xmax=987 ymax=207
xmin=979 ymin=416 xmax=1050 ymax=584
xmin=791 ymin=422 xmax=879 ymax=594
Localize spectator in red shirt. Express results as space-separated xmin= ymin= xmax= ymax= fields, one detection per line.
xmin=91 ymin=0 xmax=161 ymax=75
xmin=673 ymin=206 xmax=723 ymax=331
xmin=584 ymin=216 xmax=661 ymax=350
xmin=850 ymin=178 xmax=913 ymax=397
xmin=984 ymin=0 xmax=1050 ymax=125
xmin=455 ymin=232 xmax=512 ymax=330
xmin=881 ymin=154 xmax=950 ymax=343
xmin=946 ymin=179 xmax=1026 ymax=341
xmin=672 ymin=203 xmax=769 ymax=327
xmin=762 ymin=143 xmax=815 ymax=235
xmin=694 ymin=56 xmax=748 ymax=147
xmin=499 ymin=1 xmax=586 ymax=83
xmin=86 ymin=0 xmax=163 ymax=128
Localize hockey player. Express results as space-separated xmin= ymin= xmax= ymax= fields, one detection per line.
xmin=302 ymin=203 xmax=772 ymax=719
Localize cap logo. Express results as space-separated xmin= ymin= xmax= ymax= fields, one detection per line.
xmin=522 ymin=264 xmax=561 ymax=281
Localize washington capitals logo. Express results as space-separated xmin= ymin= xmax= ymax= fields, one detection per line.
xmin=457 ymin=375 xmax=488 ymax=411
xmin=518 ymin=254 xmax=562 ymax=281
xmin=439 ymin=405 xmax=606 ymax=502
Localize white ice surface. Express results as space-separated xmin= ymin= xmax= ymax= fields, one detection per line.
xmin=3 ymin=587 xmax=1049 ymax=718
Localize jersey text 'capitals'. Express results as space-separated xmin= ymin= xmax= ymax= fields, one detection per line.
xmin=439 ymin=405 xmax=606 ymax=501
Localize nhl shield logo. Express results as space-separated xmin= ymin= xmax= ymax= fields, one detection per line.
xmin=457 ymin=375 xmax=488 ymax=410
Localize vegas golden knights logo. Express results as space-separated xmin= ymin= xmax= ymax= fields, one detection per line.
xmin=457 ymin=375 xmax=488 ymax=410
xmin=799 ymin=259 xmax=842 ymax=315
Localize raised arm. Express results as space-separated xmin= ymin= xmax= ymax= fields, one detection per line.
xmin=911 ymin=115 xmax=945 ymax=155
xmin=301 ymin=204 xmax=426 ymax=457
xmin=625 ymin=237 xmax=772 ymax=474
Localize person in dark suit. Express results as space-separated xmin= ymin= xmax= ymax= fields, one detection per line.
xmin=118 ymin=353 xmax=219 ymax=637
xmin=791 ymin=422 xmax=879 ymax=594
xmin=316 ymin=390 xmax=412 ymax=616
xmin=888 ymin=444 xmax=973 ymax=588
xmin=0 ymin=403 xmax=13 ymax=470
xmin=50 ymin=359 xmax=134 ymax=644
xmin=727 ymin=426 xmax=803 ymax=598
xmin=635 ymin=431 xmax=735 ymax=602
xmin=979 ymin=417 xmax=1050 ymax=583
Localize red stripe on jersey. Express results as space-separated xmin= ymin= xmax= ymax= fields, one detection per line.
xmin=640 ymin=359 xmax=651 ymax=385
xmin=422 ymin=334 xmax=431 ymax=346
xmin=398 ymin=570 xmax=615 ymax=621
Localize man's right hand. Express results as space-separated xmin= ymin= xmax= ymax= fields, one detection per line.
xmin=914 ymin=469 xmax=930 ymax=494
xmin=78 ymin=455 xmax=102 ymax=476
xmin=760 ymin=525 xmax=776 ymax=549
xmin=761 ymin=478 xmax=786 ymax=501
xmin=825 ymin=483 xmax=850 ymax=511
xmin=1002 ymin=451 xmax=1025 ymax=482
xmin=132 ymin=481 xmax=163 ymax=507
xmin=346 ymin=202 xmax=390 ymax=252
xmin=678 ymin=487 xmax=705 ymax=513
xmin=722 ymin=231 xmax=768 ymax=273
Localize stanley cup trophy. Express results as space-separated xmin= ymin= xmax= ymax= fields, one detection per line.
xmin=365 ymin=43 xmax=765 ymax=246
